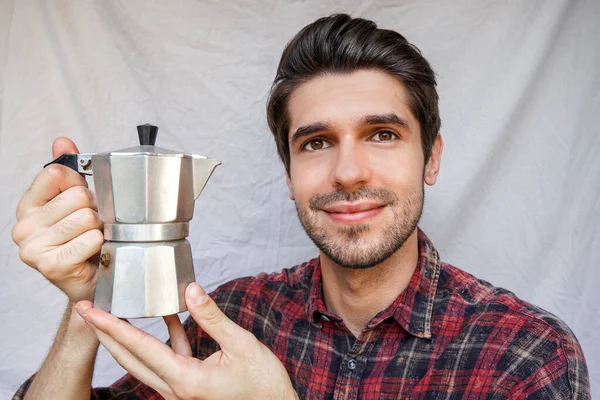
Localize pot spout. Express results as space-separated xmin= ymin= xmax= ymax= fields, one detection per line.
xmin=192 ymin=156 xmax=221 ymax=199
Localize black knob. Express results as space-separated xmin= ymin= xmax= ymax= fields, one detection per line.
xmin=137 ymin=124 xmax=158 ymax=146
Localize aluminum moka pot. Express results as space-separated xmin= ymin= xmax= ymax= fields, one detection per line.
xmin=46 ymin=124 xmax=221 ymax=318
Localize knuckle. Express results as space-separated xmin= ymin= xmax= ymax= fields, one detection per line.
xmin=16 ymin=168 xmax=62 ymax=220
xmin=15 ymin=201 xmax=29 ymax=221
xmin=16 ymin=192 xmax=38 ymax=221
xmin=37 ymin=257 xmax=58 ymax=280
xmin=135 ymin=330 xmax=155 ymax=353
xmin=44 ymin=164 xmax=66 ymax=180
xmin=68 ymin=186 xmax=93 ymax=207
xmin=74 ymin=207 xmax=99 ymax=227
xmin=202 ymin=304 xmax=228 ymax=326
xmin=170 ymin=365 xmax=200 ymax=399
xmin=11 ymin=222 xmax=25 ymax=245
xmin=89 ymin=229 xmax=105 ymax=248
xmin=83 ymin=208 xmax=100 ymax=226
xmin=18 ymin=244 xmax=35 ymax=266
xmin=88 ymin=228 xmax=105 ymax=245
xmin=111 ymin=352 xmax=127 ymax=370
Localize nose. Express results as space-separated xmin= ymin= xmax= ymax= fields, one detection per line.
xmin=330 ymin=140 xmax=372 ymax=191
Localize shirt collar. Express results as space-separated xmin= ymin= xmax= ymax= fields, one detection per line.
xmin=305 ymin=228 xmax=441 ymax=338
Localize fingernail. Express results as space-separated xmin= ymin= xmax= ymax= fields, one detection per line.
xmin=74 ymin=305 xmax=85 ymax=318
xmin=187 ymin=283 xmax=208 ymax=305
xmin=75 ymin=306 xmax=89 ymax=321
xmin=74 ymin=306 xmax=95 ymax=326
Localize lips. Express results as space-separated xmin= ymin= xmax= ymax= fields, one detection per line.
xmin=322 ymin=202 xmax=386 ymax=224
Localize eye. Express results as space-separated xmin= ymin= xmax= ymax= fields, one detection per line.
xmin=302 ymin=138 xmax=330 ymax=152
xmin=372 ymin=130 xmax=399 ymax=142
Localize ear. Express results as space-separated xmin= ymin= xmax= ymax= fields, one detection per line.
xmin=424 ymin=133 xmax=443 ymax=186
xmin=285 ymin=171 xmax=295 ymax=200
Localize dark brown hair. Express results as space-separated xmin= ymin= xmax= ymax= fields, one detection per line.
xmin=266 ymin=14 xmax=441 ymax=176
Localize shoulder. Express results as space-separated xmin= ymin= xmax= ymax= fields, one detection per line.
xmin=438 ymin=262 xmax=577 ymax=341
xmin=437 ymin=262 xmax=590 ymax=397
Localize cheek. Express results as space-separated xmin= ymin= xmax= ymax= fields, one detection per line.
xmin=289 ymin=160 xmax=330 ymax=202
xmin=369 ymin=149 xmax=424 ymax=188
xmin=290 ymin=171 xmax=319 ymax=202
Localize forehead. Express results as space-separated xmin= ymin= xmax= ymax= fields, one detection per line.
xmin=287 ymin=69 xmax=419 ymax=135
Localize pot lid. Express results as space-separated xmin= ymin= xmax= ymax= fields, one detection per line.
xmin=97 ymin=124 xmax=196 ymax=157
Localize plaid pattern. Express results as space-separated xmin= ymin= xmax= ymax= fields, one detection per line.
xmin=14 ymin=229 xmax=590 ymax=399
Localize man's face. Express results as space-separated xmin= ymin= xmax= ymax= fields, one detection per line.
xmin=286 ymin=69 xmax=442 ymax=269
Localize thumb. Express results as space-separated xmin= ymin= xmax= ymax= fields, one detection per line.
xmin=52 ymin=137 xmax=80 ymax=158
xmin=186 ymin=283 xmax=246 ymax=353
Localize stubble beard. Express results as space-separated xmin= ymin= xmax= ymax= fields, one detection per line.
xmin=296 ymin=185 xmax=424 ymax=270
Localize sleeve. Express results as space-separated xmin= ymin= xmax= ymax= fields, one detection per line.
xmin=11 ymin=369 xmax=161 ymax=400
xmin=12 ymin=374 xmax=35 ymax=400
xmin=508 ymin=332 xmax=590 ymax=400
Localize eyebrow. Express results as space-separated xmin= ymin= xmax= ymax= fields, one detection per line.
xmin=290 ymin=113 xmax=412 ymax=146
xmin=290 ymin=122 xmax=331 ymax=146
xmin=360 ymin=113 xmax=412 ymax=132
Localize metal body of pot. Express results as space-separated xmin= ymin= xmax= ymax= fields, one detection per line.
xmin=47 ymin=124 xmax=220 ymax=318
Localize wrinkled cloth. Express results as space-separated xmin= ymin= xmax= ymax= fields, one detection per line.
xmin=14 ymin=229 xmax=590 ymax=399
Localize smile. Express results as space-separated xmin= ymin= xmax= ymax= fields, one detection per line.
xmin=322 ymin=202 xmax=386 ymax=224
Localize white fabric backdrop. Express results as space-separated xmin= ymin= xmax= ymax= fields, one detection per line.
xmin=0 ymin=0 xmax=598 ymax=397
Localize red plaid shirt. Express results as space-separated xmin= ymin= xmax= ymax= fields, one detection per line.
xmin=15 ymin=229 xmax=590 ymax=399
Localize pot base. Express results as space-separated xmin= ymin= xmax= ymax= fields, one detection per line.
xmin=94 ymin=239 xmax=196 ymax=318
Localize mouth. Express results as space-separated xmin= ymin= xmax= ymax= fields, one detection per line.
xmin=322 ymin=202 xmax=386 ymax=224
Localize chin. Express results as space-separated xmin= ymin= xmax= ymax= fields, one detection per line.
xmin=305 ymin=223 xmax=409 ymax=270
xmin=320 ymin=234 xmax=409 ymax=270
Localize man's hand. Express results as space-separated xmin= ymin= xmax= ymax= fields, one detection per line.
xmin=12 ymin=138 xmax=103 ymax=302
xmin=75 ymin=283 xmax=299 ymax=400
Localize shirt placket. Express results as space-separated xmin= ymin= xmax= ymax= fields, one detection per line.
xmin=332 ymin=328 xmax=377 ymax=400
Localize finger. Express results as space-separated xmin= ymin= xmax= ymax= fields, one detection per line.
xmin=77 ymin=300 xmax=94 ymax=309
xmin=81 ymin=305 xmax=186 ymax=383
xmin=34 ymin=229 xmax=103 ymax=278
xmin=186 ymin=283 xmax=252 ymax=355
xmin=52 ymin=137 xmax=80 ymax=159
xmin=12 ymin=186 xmax=98 ymax=245
xmin=16 ymin=205 xmax=101 ymax=252
xmin=17 ymin=165 xmax=87 ymax=221
xmin=36 ymin=208 xmax=102 ymax=248
xmin=16 ymin=137 xmax=83 ymax=221
xmin=163 ymin=315 xmax=192 ymax=357
xmin=75 ymin=306 xmax=174 ymax=396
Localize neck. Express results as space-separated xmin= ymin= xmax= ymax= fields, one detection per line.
xmin=320 ymin=229 xmax=419 ymax=338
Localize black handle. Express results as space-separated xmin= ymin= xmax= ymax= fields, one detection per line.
xmin=137 ymin=124 xmax=158 ymax=146
xmin=44 ymin=153 xmax=92 ymax=175
xmin=44 ymin=154 xmax=79 ymax=172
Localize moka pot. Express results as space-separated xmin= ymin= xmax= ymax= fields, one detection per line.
xmin=46 ymin=124 xmax=221 ymax=318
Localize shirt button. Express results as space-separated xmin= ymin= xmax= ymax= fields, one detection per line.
xmin=348 ymin=359 xmax=357 ymax=370
xmin=321 ymin=315 xmax=330 ymax=321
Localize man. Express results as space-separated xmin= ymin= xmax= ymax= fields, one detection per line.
xmin=12 ymin=14 xmax=589 ymax=399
